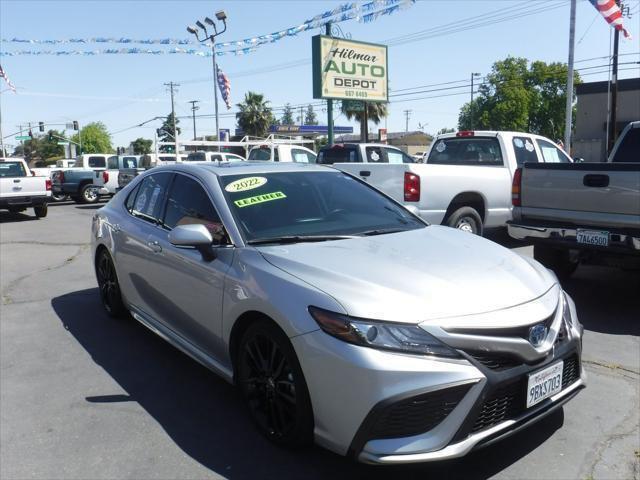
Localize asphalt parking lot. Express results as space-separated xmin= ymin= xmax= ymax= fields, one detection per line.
xmin=1 ymin=200 xmax=639 ymax=480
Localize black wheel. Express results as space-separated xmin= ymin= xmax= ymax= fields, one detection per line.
xmin=445 ymin=206 xmax=483 ymax=236
xmin=96 ymin=249 xmax=126 ymax=318
xmin=34 ymin=204 xmax=48 ymax=218
xmin=80 ymin=184 xmax=99 ymax=204
xmin=51 ymin=192 xmax=67 ymax=202
xmin=534 ymin=245 xmax=578 ymax=280
xmin=237 ymin=321 xmax=313 ymax=447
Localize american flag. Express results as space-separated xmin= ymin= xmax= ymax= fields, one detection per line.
xmin=588 ymin=0 xmax=632 ymax=39
xmin=216 ymin=64 xmax=231 ymax=110
xmin=0 ymin=64 xmax=17 ymax=93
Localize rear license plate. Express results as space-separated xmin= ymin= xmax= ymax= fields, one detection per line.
xmin=576 ymin=229 xmax=609 ymax=247
xmin=527 ymin=361 xmax=563 ymax=408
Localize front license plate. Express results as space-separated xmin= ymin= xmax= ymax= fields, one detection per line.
xmin=526 ymin=361 xmax=563 ymax=408
xmin=576 ymin=229 xmax=609 ymax=247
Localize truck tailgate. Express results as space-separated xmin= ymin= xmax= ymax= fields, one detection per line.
xmin=333 ymin=163 xmax=409 ymax=203
xmin=521 ymin=163 xmax=640 ymax=228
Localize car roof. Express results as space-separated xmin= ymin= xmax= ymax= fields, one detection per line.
xmin=153 ymin=161 xmax=332 ymax=177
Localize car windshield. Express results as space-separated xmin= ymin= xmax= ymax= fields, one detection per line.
xmin=219 ymin=171 xmax=425 ymax=243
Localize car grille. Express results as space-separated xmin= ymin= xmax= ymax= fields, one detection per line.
xmin=446 ymin=311 xmax=556 ymax=340
xmin=369 ymin=384 xmax=471 ymax=439
xmin=470 ymin=354 xmax=581 ymax=434
xmin=467 ymin=352 xmax=522 ymax=371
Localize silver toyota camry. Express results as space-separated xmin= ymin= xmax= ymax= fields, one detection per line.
xmin=91 ymin=162 xmax=585 ymax=464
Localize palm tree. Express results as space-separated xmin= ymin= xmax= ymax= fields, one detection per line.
xmin=236 ymin=92 xmax=273 ymax=137
xmin=341 ymin=102 xmax=388 ymax=141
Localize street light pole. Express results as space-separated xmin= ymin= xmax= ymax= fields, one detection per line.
xmin=188 ymin=11 xmax=227 ymax=152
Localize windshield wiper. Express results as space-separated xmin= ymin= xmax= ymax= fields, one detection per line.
xmin=247 ymin=235 xmax=358 ymax=245
xmin=358 ymin=228 xmax=408 ymax=237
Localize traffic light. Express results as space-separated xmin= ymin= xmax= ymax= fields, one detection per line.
xmin=39 ymin=122 xmax=45 ymax=132
xmin=28 ymin=130 xmax=33 ymax=138
xmin=48 ymin=132 xmax=54 ymax=141
xmin=156 ymin=128 xmax=163 ymax=136
xmin=73 ymin=120 xmax=79 ymax=130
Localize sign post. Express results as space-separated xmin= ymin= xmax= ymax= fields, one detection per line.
xmin=313 ymin=33 xmax=387 ymax=146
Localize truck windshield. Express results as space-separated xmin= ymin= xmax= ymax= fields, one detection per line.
xmin=611 ymin=127 xmax=640 ymax=163
xmin=0 ymin=161 xmax=27 ymax=177
xmin=427 ymin=137 xmax=503 ymax=166
xmin=220 ymin=171 xmax=424 ymax=243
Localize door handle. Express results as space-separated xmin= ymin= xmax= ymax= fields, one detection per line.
xmin=359 ymin=170 xmax=371 ymax=177
xmin=583 ymin=174 xmax=609 ymax=188
xmin=13 ymin=179 xmax=20 ymax=183
xmin=147 ymin=240 xmax=162 ymax=253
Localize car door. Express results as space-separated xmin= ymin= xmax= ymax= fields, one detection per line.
xmin=146 ymin=172 xmax=233 ymax=359
xmin=114 ymin=172 xmax=173 ymax=318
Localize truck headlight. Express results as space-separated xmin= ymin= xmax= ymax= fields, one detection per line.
xmin=308 ymin=306 xmax=460 ymax=358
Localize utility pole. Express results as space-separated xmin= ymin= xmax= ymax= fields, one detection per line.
xmin=326 ymin=22 xmax=334 ymax=146
xmin=403 ymin=109 xmax=412 ymax=132
xmin=608 ymin=0 xmax=622 ymax=154
xmin=563 ymin=0 xmax=577 ymax=154
xmin=470 ymin=72 xmax=481 ymax=130
xmin=300 ymin=106 xmax=304 ymax=127
xmin=188 ymin=100 xmax=200 ymax=141
xmin=165 ymin=82 xmax=180 ymax=154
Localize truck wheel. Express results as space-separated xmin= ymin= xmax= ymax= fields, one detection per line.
xmin=446 ymin=207 xmax=483 ymax=236
xmin=80 ymin=184 xmax=99 ymax=204
xmin=34 ymin=204 xmax=48 ymax=218
xmin=534 ymin=245 xmax=578 ymax=280
xmin=51 ymin=192 xmax=67 ymax=202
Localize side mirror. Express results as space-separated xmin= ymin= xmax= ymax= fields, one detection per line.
xmin=169 ymin=224 xmax=216 ymax=261
xmin=573 ymin=157 xmax=585 ymax=163
xmin=404 ymin=204 xmax=420 ymax=217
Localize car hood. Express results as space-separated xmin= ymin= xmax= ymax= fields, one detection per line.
xmin=258 ymin=226 xmax=557 ymax=324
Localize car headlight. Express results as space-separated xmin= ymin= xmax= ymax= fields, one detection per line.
xmin=562 ymin=293 xmax=574 ymax=327
xmin=308 ymin=306 xmax=461 ymax=358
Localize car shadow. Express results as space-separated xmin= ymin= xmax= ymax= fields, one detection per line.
xmin=561 ymin=265 xmax=640 ymax=336
xmin=52 ymin=288 xmax=564 ymax=480
xmin=0 ymin=211 xmax=40 ymax=223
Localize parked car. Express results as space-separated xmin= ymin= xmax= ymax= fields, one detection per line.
xmin=334 ymin=131 xmax=573 ymax=235
xmin=413 ymin=151 xmax=426 ymax=162
xmin=91 ymin=162 xmax=584 ymax=464
xmin=30 ymin=159 xmax=78 ymax=202
xmin=186 ymin=151 xmax=246 ymax=163
xmin=317 ymin=143 xmax=415 ymax=165
xmin=0 ymin=158 xmax=51 ymax=217
xmin=247 ymin=144 xmax=316 ymax=163
xmin=508 ymin=121 xmax=640 ymax=278
xmin=51 ymin=168 xmax=108 ymax=204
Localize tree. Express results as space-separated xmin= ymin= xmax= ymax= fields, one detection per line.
xmin=158 ymin=113 xmax=181 ymax=153
xmin=341 ymin=101 xmax=388 ymax=141
xmin=71 ymin=122 xmax=113 ymax=153
xmin=437 ymin=127 xmax=455 ymax=135
xmin=130 ymin=137 xmax=153 ymax=155
xmin=305 ymin=104 xmax=318 ymax=126
xmin=236 ymin=92 xmax=273 ymax=137
xmin=281 ymin=103 xmax=294 ymax=125
xmin=14 ymin=130 xmax=66 ymax=164
xmin=458 ymin=57 xmax=580 ymax=140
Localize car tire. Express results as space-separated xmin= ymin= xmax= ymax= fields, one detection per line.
xmin=95 ymin=249 xmax=126 ymax=318
xmin=446 ymin=207 xmax=483 ymax=236
xmin=34 ymin=204 xmax=48 ymax=218
xmin=51 ymin=192 xmax=67 ymax=202
xmin=534 ymin=245 xmax=579 ymax=280
xmin=237 ymin=321 xmax=314 ymax=448
xmin=80 ymin=184 xmax=99 ymax=204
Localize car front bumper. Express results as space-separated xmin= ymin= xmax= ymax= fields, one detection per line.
xmin=292 ymin=306 xmax=584 ymax=464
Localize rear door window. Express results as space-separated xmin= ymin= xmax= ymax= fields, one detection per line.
xmin=512 ymin=136 xmax=539 ymax=166
xmin=88 ymin=156 xmax=106 ymax=168
xmin=317 ymin=147 xmax=358 ymax=164
xmin=384 ymin=149 xmax=415 ymax=164
xmin=536 ymin=139 xmax=570 ymax=163
xmin=365 ymin=146 xmax=387 ymax=163
xmin=427 ymin=137 xmax=503 ymax=166
xmin=0 ymin=161 xmax=27 ymax=177
xmin=611 ymin=127 xmax=640 ymax=163
xmin=131 ymin=173 xmax=173 ymax=224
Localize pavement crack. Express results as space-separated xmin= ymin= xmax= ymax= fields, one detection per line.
xmin=583 ymin=359 xmax=640 ymax=378
xmin=1 ymin=245 xmax=89 ymax=305
xmin=1 ymin=241 xmax=89 ymax=247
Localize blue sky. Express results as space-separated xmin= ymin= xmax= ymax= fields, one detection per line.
xmin=1 ymin=0 xmax=639 ymax=149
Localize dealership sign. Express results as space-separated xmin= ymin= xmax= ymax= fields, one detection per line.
xmin=312 ymin=35 xmax=388 ymax=102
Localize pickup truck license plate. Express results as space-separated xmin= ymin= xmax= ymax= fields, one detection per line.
xmin=527 ymin=361 xmax=563 ymax=408
xmin=576 ymin=229 xmax=609 ymax=247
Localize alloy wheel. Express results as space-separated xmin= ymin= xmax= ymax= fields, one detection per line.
xmin=455 ymin=217 xmax=475 ymax=233
xmin=97 ymin=252 xmax=119 ymax=314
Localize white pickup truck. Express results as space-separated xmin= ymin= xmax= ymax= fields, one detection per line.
xmin=508 ymin=121 xmax=640 ymax=278
xmin=333 ymin=131 xmax=572 ymax=235
xmin=0 ymin=158 xmax=51 ymax=217
xmin=247 ymin=144 xmax=317 ymax=163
